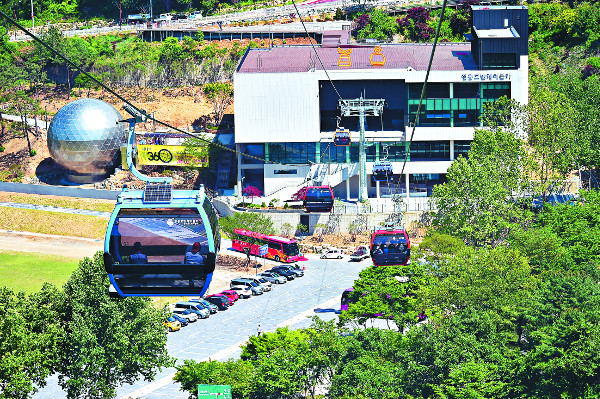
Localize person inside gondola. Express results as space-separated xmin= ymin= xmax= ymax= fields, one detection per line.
xmin=373 ymin=245 xmax=383 ymax=255
xmin=130 ymin=242 xmax=148 ymax=264
xmin=184 ymin=242 xmax=206 ymax=265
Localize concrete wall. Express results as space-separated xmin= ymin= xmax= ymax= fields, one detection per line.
xmin=0 ymin=182 xmax=119 ymax=200
xmin=241 ymin=209 xmax=424 ymax=235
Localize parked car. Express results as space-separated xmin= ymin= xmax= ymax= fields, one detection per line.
xmin=229 ymin=285 xmax=252 ymax=298
xmin=259 ymin=271 xmax=287 ymax=284
xmin=350 ymin=246 xmax=370 ymax=261
xmin=211 ymin=293 xmax=235 ymax=306
xmin=272 ymin=265 xmax=304 ymax=278
xmin=230 ymin=278 xmax=264 ymax=295
xmin=204 ymin=295 xmax=230 ymax=310
xmin=164 ymin=316 xmax=181 ymax=332
xmin=238 ymin=276 xmax=272 ymax=292
xmin=174 ymin=302 xmax=209 ymax=319
xmin=321 ymin=247 xmax=343 ymax=259
xmin=171 ymin=313 xmax=189 ymax=327
xmin=220 ymin=290 xmax=240 ymax=302
xmin=188 ymin=10 xmax=203 ymax=19
xmin=153 ymin=12 xmax=173 ymax=23
xmin=188 ymin=298 xmax=218 ymax=314
xmin=268 ymin=267 xmax=295 ymax=281
xmin=172 ymin=308 xmax=199 ymax=322
xmin=286 ymin=264 xmax=305 ymax=277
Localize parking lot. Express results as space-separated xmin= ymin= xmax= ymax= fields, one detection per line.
xmin=34 ymin=255 xmax=370 ymax=399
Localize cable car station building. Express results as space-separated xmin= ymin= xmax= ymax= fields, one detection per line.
xmin=233 ymin=5 xmax=528 ymax=203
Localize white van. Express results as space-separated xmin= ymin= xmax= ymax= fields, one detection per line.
xmin=188 ymin=11 xmax=203 ymax=19
xmin=321 ymin=247 xmax=343 ymax=259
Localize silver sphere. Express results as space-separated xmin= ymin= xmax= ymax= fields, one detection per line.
xmin=47 ymin=98 xmax=127 ymax=178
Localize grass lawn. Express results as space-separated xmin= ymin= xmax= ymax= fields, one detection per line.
xmin=0 ymin=251 xmax=81 ymax=294
xmin=0 ymin=192 xmax=114 ymax=213
xmin=0 ymin=207 xmax=107 ymax=239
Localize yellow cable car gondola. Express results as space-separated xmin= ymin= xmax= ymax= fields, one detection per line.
xmin=334 ymin=129 xmax=351 ymax=146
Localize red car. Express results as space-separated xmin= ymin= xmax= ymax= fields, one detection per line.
xmin=220 ymin=290 xmax=240 ymax=302
xmin=207 ymin=293 xmax=234 ymax=307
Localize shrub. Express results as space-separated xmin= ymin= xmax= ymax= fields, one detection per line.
xmin=0 ymin=145 xmax=5 ymax=152
xmin=30 ymin=149 xmax=37 ymax=156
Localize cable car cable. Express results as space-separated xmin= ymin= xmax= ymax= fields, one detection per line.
xmin=290 ymin=0 xmax=343 ymax=102
xmin=398 ymin=0 xmax=448 ymax=182
xmin=0 ymin=10 xmax=272 ymax=165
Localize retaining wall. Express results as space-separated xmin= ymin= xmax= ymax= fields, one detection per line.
xmin=0 ymin=182 xmax=120 ymax=200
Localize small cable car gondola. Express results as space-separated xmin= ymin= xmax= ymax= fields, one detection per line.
xmin=104 ymin=112 xmax=220 ymax=297
xmin=373 ymin=160 xmax=393 ymax=182
xmin=370 ymin=229 xmax=410 ymax=266
xmin=303 ymin=186 xmax=334 ymax=213
xmin=334 ymin=129 xmax=351 ymax=146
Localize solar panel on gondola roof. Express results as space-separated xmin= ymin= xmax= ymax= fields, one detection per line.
xmin=144 ymin=184 xmax=172 ymax=203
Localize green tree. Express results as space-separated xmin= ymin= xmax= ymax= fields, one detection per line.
xmin=517 ymin=269 xmax=600 ymax=398
xmin=357 ymin=8 xmax=397 ymax=41
xmin=0 ymin=286 xmax=61 ymax=398
xmin=174 ymin=359 xmax=255 ymax=399
xmin=431 ymin=98 xmax=532 ymax=246
xmin=220 ymin=211 xmax=276 ymax=239
xmin=55 ymin=252 xmax=173 ymax=398
xmin=339 ymin=262 xmax=431 ymax=330
xmin=528 ymin=83 xmax=578 ymax=199
xmin=203 ymin=82 xmax=233 ymax=124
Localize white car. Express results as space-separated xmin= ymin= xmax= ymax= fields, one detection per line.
xmin=229 ymin=285 xmax=252 ymax=298
xmin=172 ymin=308 xmax=198 ymax=322
xmin=321 ymin=247 xmax=343 ymax=259
xmin=259 ymin=271 xmax=287 ymax=284
xmin=238 ymin=276 xmax=272 ymax=292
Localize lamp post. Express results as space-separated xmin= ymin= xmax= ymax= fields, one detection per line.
xmin=241 ymin=176 xmax=245 ymax=207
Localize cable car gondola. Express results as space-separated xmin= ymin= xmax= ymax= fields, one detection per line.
xmin=103 ymin=115 xmax=220 ymax=297
xmin=373 ymin=160 xmax=393 ymax=182
xmin=303 ymin=186 xmax=334 ymax=213
xmin=334 ymin=129 xmax=351 ymax=147
xmin=370 ymin=229 xmax=410 ymax=266
xmin=104 ymin=184 xmax=220 ymax=297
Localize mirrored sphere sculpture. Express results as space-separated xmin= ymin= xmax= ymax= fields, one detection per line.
xmin=48 ymin=99 xmax=126 ymax=181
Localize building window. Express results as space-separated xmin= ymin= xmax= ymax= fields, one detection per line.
xmin=268 ymin=143 xmax=316 ymax=164
xmin=409 ymin=173 xmax=447 ymax=197
xmin=274 ymin=170 xmax=298 ymax=175
xmin=454 ymin=140 xmax=471 ymax=159
xmin=408 ymin=83 xmax=450 ymax=99
xmin=241 ymin=144 xmax=265 ymax=164
xmin=481 ymin=83 xmax=511 ymax=100
xmin=350 ymin=143 xmax=359 ymax=163
xmin=482 ymin=53 xmax=517 ymax=70
xmin=410 ymin=141 xmax=450 ymax=161
xmin=453 ymin=83 xmax=479 ymax=99
xmin=385 ymin=142 xmax=407 ymax=162
xmin=320 ymin=143 xmax=347 ymax=163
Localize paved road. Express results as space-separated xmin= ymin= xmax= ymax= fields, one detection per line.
xmin=34 ymin=256 xmax=369 ymax=398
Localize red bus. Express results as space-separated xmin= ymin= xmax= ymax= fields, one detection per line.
xmin=231 ymin=229 xmax=308 ymax=263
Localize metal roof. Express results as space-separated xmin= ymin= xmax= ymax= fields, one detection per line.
xmin=237 ymin=42 xmax=478 ymax=73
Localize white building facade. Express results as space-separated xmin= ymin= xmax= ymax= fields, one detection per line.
xmin=233 ymin=6 xmax=529 ymax=201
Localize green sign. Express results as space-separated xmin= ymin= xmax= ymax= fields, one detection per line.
xmin=198 ymin=384 xmax=232 ymax=399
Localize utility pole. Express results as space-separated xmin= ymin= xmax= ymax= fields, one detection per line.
xmin=339 ymin=96 xmax=385 ymax=202
xmin=30 ymin=0 xmax=34 ymax=29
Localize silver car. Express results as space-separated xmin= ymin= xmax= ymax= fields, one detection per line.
xmin=172 ymin=308 xmax=198 ymax=322
xmin=259 ymin=271 xmax=287 ymax=284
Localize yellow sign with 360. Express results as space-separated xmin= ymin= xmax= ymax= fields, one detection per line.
xmin=137 ymin=145 xmax=208 ymax=166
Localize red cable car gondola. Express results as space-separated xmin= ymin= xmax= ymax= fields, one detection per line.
xmin=303 ymin=186 xmax=334 ymax=213
xmin=370 ymin=229 xmax=410 ymax=266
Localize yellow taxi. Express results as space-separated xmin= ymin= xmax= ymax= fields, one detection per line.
xmin=164 ymin=316 xmax=181 ymax=332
